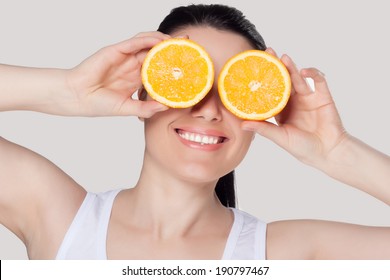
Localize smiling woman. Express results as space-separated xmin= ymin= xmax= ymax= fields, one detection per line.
xmin=0 ymin=2 xmax=390 ymax=260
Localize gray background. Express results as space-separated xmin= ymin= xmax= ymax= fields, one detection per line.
xmin=1 ymin=0 xmax=389 ymax=259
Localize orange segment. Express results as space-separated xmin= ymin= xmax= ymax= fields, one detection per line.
xmin=141 ymin=39 xmax=214 ymax=108
xmin=218 ymin=50 xmax=291 ymax=120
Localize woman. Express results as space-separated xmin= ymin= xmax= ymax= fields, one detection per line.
xmin=0 ymin=4 xmax=389 ymax=259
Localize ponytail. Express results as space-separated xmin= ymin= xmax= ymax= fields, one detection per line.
xmin=215 ymin=170 xmax=236 ymax=208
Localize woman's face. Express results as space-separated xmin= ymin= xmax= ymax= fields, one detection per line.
xmin=143 ymin=26 xmax=255 ymax=183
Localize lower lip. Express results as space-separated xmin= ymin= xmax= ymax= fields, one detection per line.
xmin=175 ymin=132 xmax=225 ymax=151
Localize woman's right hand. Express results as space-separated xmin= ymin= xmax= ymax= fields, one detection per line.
xmin=0 ymin=32 xmax=170 ymax=255
xmin=65 ymin=31 xmax=169 ymax=117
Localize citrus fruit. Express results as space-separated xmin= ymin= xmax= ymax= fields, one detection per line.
xmin=218 ymin=50 xmax=291 ymax=120
xmin=141 ymin=38 xmax=214 ymax=108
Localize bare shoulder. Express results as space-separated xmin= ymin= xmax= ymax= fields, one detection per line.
xmin=266 ymin=220 xmax=316 ymax=259
xmin=0 ymin=136 xmax=86 ymax=258
xmin=267 ymin=219 xmax=390 ymax=260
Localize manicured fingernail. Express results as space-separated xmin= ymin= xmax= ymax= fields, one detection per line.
xmin=175 ymin=34 xmax=189 ymax=39
xmin=241 ymin=124 xmax=255 ymax=131
xmin=282 ymin=54 xmax=291 ymax=61
xmin=155 ymin=104 xmax=169 ymax=111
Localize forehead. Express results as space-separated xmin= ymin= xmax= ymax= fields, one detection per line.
xmin=171 ymin=26 xmax=254 ymax=71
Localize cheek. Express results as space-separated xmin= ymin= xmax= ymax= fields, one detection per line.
xmin=236 ymin=131 xmax=254 ymax=157
xmin=224 ymin=121 xmax=255 ymax=168
xmin=144 ymin=112 xmax=169 ymax=142
xmin=144 ymin=116 xmax=173 ymax=166
xmin=143 ymin=108 xmax=181 ymax=145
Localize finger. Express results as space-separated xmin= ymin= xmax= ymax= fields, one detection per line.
xmin=133 ymin=31 xmax=171 ymax=39
xmin=135 ymin=49 xmax=150 ymax=64
xmin=120 ymin=99 xmax=169 ymax=118
xmin=175 ymin=34 xmax=190 ymax=39
xmin=281 ymin=54 xmax=312 ymax=95
xmin=116 ymin=34 xmax=170 ymax=54
xmin=301 ymin=68 xmax=330 ymax=94
xmin=241 ymin=120 xmax=287 ymax=149
xmin=265 ymin=47 xmax=278 ymax=57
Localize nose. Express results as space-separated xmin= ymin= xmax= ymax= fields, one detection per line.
xmin=191 ymin=88 xmax=222 ymax=122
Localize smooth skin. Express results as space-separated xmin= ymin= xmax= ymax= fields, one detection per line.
xmin=0 ymin=28 xmax=389 ymax=259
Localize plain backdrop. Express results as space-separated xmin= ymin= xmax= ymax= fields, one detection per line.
xmin=0 ymin=0 xmax=389 ymax=259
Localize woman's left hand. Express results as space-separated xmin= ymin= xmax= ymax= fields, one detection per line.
xmin=241 ymin=49 xmax=347 ymax=169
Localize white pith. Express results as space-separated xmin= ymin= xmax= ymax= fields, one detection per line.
xmin=172 ymin=67 xmax=183 ymax=80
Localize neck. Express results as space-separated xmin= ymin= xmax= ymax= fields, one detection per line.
xmin=126 ymin=158 xmax=227 ymax=239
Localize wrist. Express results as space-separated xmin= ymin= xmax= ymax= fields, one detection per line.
xmin=318 ymin=133 xmax=390 ymax=204
xmin=48 ymin=68 xmax=81 ymax=116
xmin=322 ymin=133 xmax=356 ymax=173
xmin=26 ymin=67 xmax=81 ymax=116
xmin=0 ymin=65 xmax=76 ymax=115
xmin=299 ymin=131 xmax=351 ymax=174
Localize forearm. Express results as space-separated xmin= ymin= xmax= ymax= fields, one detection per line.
xmin=0 ymin=64 xmax=75 ymax=115
xmin=322 ymin=135 xmax=390 ymax=205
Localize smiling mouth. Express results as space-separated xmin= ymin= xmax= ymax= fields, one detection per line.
xmin=175 ymin=129 xmax=228 ymax=145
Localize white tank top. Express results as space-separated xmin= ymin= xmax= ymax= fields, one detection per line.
xmin=55 ymin=189 xmax=267 ymax=260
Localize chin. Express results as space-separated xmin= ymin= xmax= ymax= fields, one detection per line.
xmin=176 ymin=164 xmax=225 ymax=185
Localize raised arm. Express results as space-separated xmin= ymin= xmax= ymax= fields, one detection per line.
xmin=242 ymin=49 xmax=390 ymax=259
xmin=0 ymin=32 xmax=169 ymax=117
xmin=0 ymin=32 xmax=169 ymax=258
xmin=242 ymin=51 xmax=390 ymax=205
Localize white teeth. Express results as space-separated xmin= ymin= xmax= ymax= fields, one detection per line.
xmin=177 ymin=130 xmax=223 ymax=145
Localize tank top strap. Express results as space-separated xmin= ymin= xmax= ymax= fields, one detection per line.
xmin=222 ymin=208 xmax=267 ymax=260
xmin=55 ymin=189 xmax=121 ymax=260
xmin=96 ymin=189 xmax=122 ymax=258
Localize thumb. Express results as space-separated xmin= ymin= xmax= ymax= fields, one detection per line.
xmin=241 ymin=120 xmax=287 ymax=148
xmin=120 ymin=99 xmax=169 ymax=118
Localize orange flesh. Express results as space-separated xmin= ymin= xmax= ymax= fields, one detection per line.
xmin=223 ymin=56 xmax=287 ymax=114
xmin=146 ymin=44 xmax=210 ymax=102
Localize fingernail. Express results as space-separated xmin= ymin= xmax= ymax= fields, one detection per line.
xmin=175 ymin=34 xmax=189 ymax=39
xmin=155 ymin=104 xmax=169 ymax=111
xmin=241 ymin=124 xmax=255 ymax=131
xmin=282 ymin=54 xmax=291 ymax=61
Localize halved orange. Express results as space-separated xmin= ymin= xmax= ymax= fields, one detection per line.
xmin=141 ymin=38 xmax=214 ymax=108
xmin=218 ymin=50 xmax=291 ymax=120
